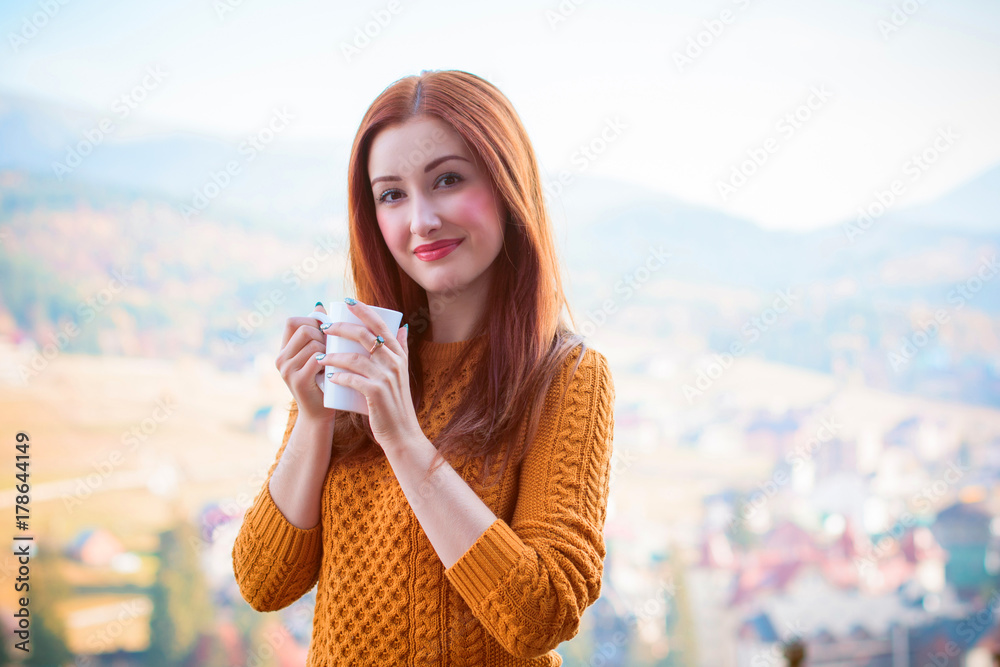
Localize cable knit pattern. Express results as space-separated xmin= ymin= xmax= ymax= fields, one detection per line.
xmin=232 ymin=333 xmax=616 ymax=666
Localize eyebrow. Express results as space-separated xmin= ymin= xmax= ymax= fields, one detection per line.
xmin=370 ymin=155 xmax=471 ymax=187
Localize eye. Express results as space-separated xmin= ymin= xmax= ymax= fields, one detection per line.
xmin=377 ymin=189 xmax=401 ymax=204
xmin=375 ymin=173 xmax=462 ymax=205
xmin=437 ymin=172 xmax=461 ymax=187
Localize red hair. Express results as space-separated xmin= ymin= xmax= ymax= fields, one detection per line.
xmin=330 ymin=69 xmax=588 ymax=487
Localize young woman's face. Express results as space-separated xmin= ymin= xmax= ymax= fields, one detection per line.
xmin=368 ymin=115 xmax=506 ymax=303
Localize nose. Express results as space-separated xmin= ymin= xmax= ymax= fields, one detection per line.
xmin=408 ymin=190 xmax=441 ymax=238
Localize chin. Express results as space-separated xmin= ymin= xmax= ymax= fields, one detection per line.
xmin=419 ymin=277 xmax=465 ymax=296
xmin=414 ymin=269 xmax=473 ymax=296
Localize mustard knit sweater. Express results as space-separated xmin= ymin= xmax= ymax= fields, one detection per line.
xmin=232 ymin=334 xmax=616 ymax=666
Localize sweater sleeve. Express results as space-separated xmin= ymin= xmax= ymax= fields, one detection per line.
xmin=443 ymin=346 xmax=616 ymax=658
xmin=232 ymin=400 xmax=324 ymax=611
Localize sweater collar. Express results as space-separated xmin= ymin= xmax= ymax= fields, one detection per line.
xmin=417 ymin=333 xmax=487 ymax=365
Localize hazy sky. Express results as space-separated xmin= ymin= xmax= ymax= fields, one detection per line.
xmin=1 ymin=0 xmax=998 ymax=231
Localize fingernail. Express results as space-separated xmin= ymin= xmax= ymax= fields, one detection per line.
xmin=320 ymin=323 xmax=332 ymax=331
xmin=315 ymin=301 xmax=323 ymax=308
xmin=326 ymin=371 xmax=335 ymax=378
xmin=344 ymin=297 xmax=357 ymax=306
xmin=404 ymin=323 xmax=409 ymax=334
xmin=315 ymin=353 xmax=326 ymax=361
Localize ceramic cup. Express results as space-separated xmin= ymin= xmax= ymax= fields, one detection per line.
xmin=306 ymin=302 xmax=403 ymax=414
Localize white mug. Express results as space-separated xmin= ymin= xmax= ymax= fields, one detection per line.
xmin=306 ymin=302 xmax=403 ymax=415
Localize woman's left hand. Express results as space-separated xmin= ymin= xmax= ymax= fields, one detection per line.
xmin=317 ymin=298 xmax=422 ymax=452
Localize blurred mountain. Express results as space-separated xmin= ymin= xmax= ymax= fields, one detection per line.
xmin=887 ymin=164 xmax=1000 ymax=234
xmin=551 ymin=171 xmax=999 ymax=307
xmin=2 ymin=88 xmax=997 ymax=256
xmin=0 ymin=90 xmax=998 ymax=403
xmin=0 ymin=92 xmax=348 ymax=228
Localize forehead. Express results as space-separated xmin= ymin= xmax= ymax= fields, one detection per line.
xmin=368 ymin=116 xmax=470 ymax=172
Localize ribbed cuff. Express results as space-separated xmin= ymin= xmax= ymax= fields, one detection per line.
xmin=243 ymin=482 xmax=323 ymax=565
xmin=444 ymin=519 xmax=529 ymax=608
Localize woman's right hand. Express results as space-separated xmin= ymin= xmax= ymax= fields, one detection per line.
xmin=276 ymin=303 xmax=336 ymax=424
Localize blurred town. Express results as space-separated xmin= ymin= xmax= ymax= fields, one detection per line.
xmin=0 ymin=90 xmax=998 ymax=666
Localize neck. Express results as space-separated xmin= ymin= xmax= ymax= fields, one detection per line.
xmin=427 ymin=307 xmax=481 ymax=343
xmin=426 ymin=278 xmax=490 ymax=344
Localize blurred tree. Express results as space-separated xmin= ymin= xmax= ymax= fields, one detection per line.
xmin=185 ymin=628 xmax=230 ymax=667
xmin=25 ymin=543 xmax=73 ymax=666
xmin=782 ymin=637 xmax=806 ymax=667
xmin=727 ymin=493 xmax=758 ymax=551
xmin=0 ymin=251 xmax=75 ymax=329
xmin=0 ymin=249 xmax=103 ymax=353
xmin=146 ymin=520 xmax=214 ymax=666
xmin=662 ymin=546 xmax=697 ymax=667
xmin=233 ymin=603 xmax=279 ymax=667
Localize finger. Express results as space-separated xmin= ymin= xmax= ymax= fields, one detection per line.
xmin=396 ymin=324 xmax=408 ymax=353
xmin=326 ymin=370 xmax=370 ymax=416
xmin=317 ymin=351 xmax=376 ymax=379
xmin=277 ymin=324 xmax=325 ymax=372
xmin=282 ymin=311 xmax=329 ymax=348
xmin=280 ymin=332 xmax=326 ymax=375
xmin=326 ymin=365 xmax=374 ymax=397
xmin=292 ymin=359 xmax=327 ymax=400
xmin=290 ymin=340 xmax=331 ymax=389
xmin=320 ymin=321 xmax=378 ymax=348
xmin=343 ymin=298 xmax=403 ymax=354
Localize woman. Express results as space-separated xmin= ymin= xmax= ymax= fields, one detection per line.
xmin=232 ymin=69 xmax=616 ymax=665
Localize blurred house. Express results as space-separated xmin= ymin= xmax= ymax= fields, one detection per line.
xmin=66 ymin=527 xmax=126 ymax=567
xmin=744 ymin=408 xmax=801 ymax=460
xmin=931 ymin=502 xmax=1000 ymax=598
xmin=734 ymin=569 xmax=978 ymax=666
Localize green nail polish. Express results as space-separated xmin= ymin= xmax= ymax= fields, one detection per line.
xmin=315 ymin=301 xmax=323 ymax=308
xmin=344 ymin=297 xmax=357 ymax=306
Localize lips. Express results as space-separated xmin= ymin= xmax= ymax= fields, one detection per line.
xmin=414 ymin=238 xmax=462 ymax=261
xmin=414 ymin=239 xmax=462 ymax=254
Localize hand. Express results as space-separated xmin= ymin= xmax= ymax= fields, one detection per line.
xmin=317 ymin=298 xmax=422 ymax=451
xmin=275 ymin=302 xmax=336 ymax=424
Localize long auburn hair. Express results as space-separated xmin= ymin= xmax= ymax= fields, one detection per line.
xmin=327 ymin=69 xmax=588 ymax=489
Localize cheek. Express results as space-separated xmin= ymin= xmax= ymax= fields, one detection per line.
xmin=377 ymin=214 xmax=408 ymax=258
xmin=454 ymin=188 xmax=500 ymax=232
